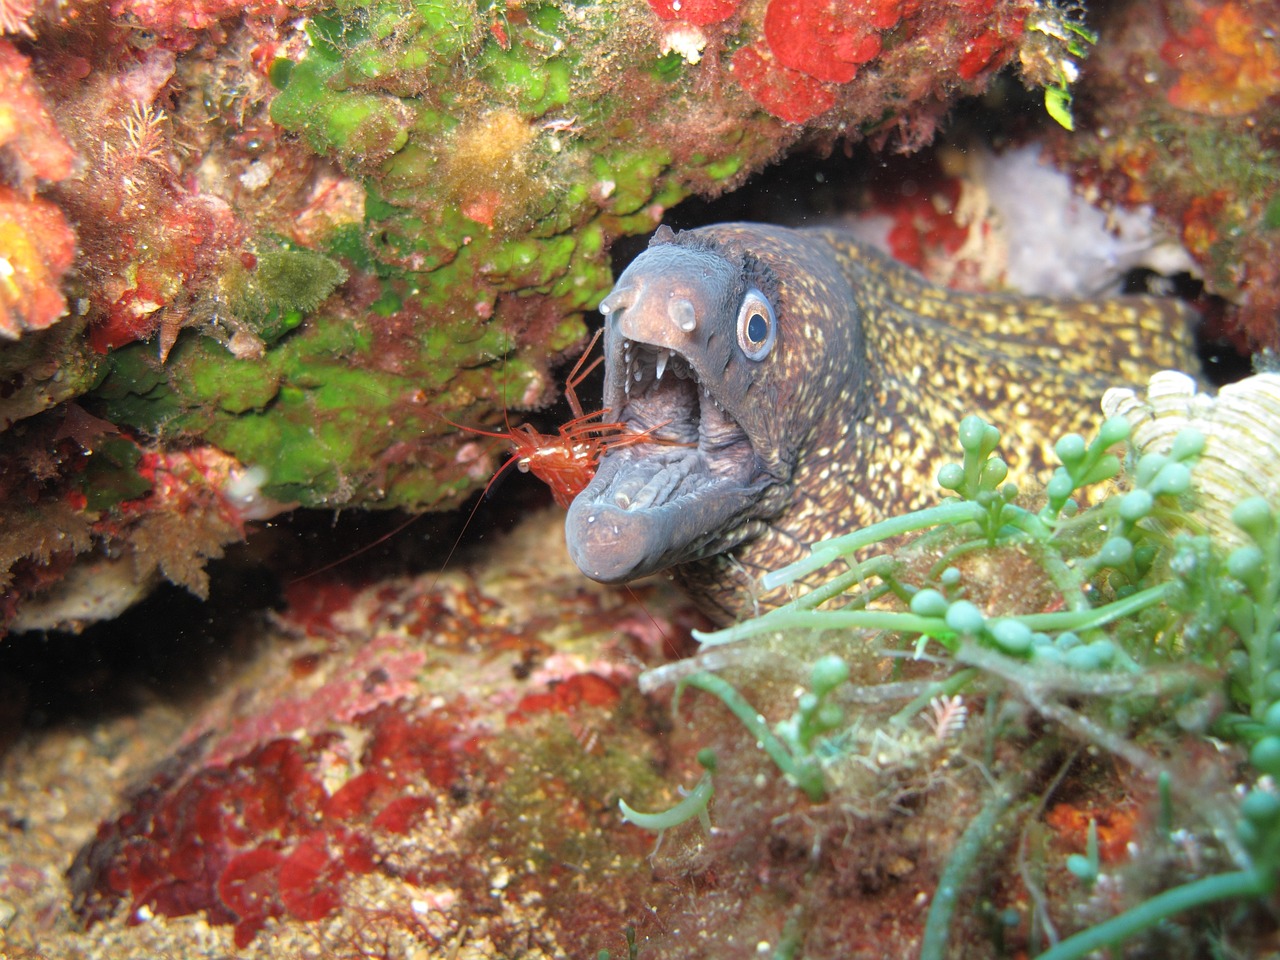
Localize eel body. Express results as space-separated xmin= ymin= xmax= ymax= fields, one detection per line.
xmin=564 ymin=223 xmax=1197 ymax=624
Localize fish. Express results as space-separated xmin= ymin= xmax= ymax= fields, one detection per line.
xmin=564 ymin=223 xmax=1198 ymax=625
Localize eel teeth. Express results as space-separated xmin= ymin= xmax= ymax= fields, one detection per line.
xmin=655 ymin=350 xmax=669 ymax=381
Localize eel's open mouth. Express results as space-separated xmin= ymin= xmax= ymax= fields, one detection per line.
xmin=564 ymin=332 xmax=771 ymax=583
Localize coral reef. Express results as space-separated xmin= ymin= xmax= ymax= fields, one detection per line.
xmin=46 ymin=512 xmax=709 ymax=957
xmin=842 ymin=143 xmax=1194 ymax=296
xmin=1048 ymin=0 xmax=1280 ymax=351
xmin=0 ymin=0 xmax=1068 ymax=629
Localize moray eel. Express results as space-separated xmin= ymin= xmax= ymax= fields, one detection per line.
xmin=564 ymin=223 xmax=1197 ymax=624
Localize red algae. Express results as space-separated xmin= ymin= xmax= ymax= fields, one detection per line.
xmin=647 ymin=0 xmax=742 ymax=26
xmin=763 ymin=0 xmax=909 ymax=84
xmin=0 ymin=185 xmax=76 ymax=336
xmin=1161 ymin=1 xmax=1280 ymax=116
xmin=731 ymin=43 xmax=837 ymax=125
xmin=63 ymin=513 xmax=698 ymax=953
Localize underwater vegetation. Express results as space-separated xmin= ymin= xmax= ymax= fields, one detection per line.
xmin=619 ymin=372 xmax=1280 ymax=957
xmin=0 ymin=0 xmax=1276 ymax=948
xmin=44 ymin=373 xmax=1280 ymax=958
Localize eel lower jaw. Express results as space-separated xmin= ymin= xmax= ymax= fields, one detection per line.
xmin=565 ymin=339 xmax=771 ymax=583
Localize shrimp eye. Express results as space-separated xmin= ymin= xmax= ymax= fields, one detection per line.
xmin=736 ymin=288 xmax=776 ymax=361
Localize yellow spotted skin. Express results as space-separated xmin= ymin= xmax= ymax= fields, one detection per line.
xmin=675 ymin=224 xmax=1198 ymax=622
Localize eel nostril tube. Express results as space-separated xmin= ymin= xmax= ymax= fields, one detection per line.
xmin=669 ymin=297 xmax=697 ymax=332
xmin=599 ymin=284 xmax=638 ymax=316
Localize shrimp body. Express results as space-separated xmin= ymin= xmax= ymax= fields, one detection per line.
xmin=455 ymin=407 xmax=664 ymax=509
xmin=451 ymin=329 xmax=670 ymax=508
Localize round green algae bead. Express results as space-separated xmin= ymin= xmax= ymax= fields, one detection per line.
xmin=1135 ymin=451 xmax=1168 ymax=487
xmin=1097 ymin=537 xmax=1133 ymax=567
xmin=1055 ymin=631 xmax=1081 ymax=651
xmin=1097 ymin=416 xmax=1131 ymax=447
xmin=1242 ymin=788 xmax=1280 ymax=825
xmin=958 ymin=415 xmax=995 ymax=455
xmin=1250 ymin=735 xmax=1280 ymax=777
xmin=1031 ymin=645 xmax=1064 ymax=666
xmin=990 ymin=619 xmax=1033 ymax=654
xmin=815 ymin=701 xmax=843 ymax=730
xmin=1264 ymin=700 xmax=1280 ymax=734
xmin=1152 ymin=462 xmax=1192 ymax=497
xmin=1054 ymin=433 xmax=1087 ymax=466
xmin=1118 ymin=489 xmax=1154 ymax=521
xmin=1233 ymin=497 xmax=1274 ymax=540
xmin=1065 ymin=853 xmax=1096 ymax=881
xmin=911 ymin=588 xmax=949 ymax=618
xmin=980 ymin=457 xmax=1008 ymax=488
xmin=1228 ymin=545 xmax=1265 ymax=585
xmin=945 ymin=600 xmax=985 ymax=635
xmin=937 ymin=462 xmax=965 ymax=491
xmin=1266 ymin=669 xmax=1280 ymax=703
xmin=810 ymin=654 xmax=849 ymax=695
xmin=940 ymin=567 xmax=961 ymax=587
xmin=1226 ymin=649 xmax=1250 ymax=682
xmin=1065 ymin=640 xmax=1115 ymax=672
xmin=1171 ymin=427 xmax=1205 ymax=461
xmin=1046 ymin=470 xmax=1075 ymax=502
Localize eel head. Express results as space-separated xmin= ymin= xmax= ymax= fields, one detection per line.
xmin=565 ymin=226 xmax=792 ymax=583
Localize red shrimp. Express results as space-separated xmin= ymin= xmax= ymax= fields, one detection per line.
xmin=292 ymin=329 xmax=666 ymax=584
xmin=445 ymin=328 xmax=667 ymax=508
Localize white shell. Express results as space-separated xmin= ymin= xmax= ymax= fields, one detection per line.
xmin=1101 ymin=370 xmax=1280 ymax=546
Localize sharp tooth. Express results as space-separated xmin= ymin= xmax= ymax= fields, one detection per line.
xmin=655 ymin=350 xmax=668 ymax=381
xmin=624 ymin=377 xmax=631 ymax=395
xmin=634 ymin=367 xmax=644 ymax=382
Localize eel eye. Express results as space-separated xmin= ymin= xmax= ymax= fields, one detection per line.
xmin=736 ymin=288 xmax=776 ymax=361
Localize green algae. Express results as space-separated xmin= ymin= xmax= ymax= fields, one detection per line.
xmin=87 ymin=0 xmax=787 ymax=514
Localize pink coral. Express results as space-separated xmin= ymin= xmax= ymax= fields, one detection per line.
xmin=703 ymin=0 xmax=1027 ymax=125
xmin=106 ymin=0 xmax=319 ymax=48
xmin=71 ymin=704 xmax=473 ymax=947
xmin=0 ymin=40 xmax=77 ymax=188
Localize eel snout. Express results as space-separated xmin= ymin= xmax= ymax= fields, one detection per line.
xmin=566 ymin=246 xmax=774 ymax=583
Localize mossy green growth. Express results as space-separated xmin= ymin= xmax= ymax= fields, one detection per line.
xmin=222 ymin=248 xmax=349 ymax=345
xmin=93 ymin=0 xmax=778 ymax=515
xmin=78 ymin=435 xmax=151 ymax=511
